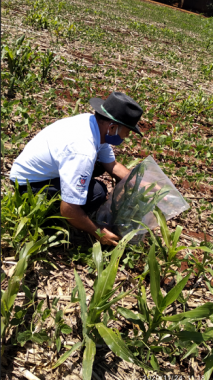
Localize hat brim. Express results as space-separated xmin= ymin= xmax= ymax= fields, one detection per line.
xmin=89 ymin=97 xmax=142 ymax=137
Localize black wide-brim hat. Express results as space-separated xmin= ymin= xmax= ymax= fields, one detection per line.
xmin=89 ymin=92 xmax=143 ymax=136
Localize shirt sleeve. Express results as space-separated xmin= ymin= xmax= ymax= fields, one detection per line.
xmin=97 ymin=143 xmax=115 ymax=163
xmin=58 ymin=152 xmax=95 ymax=205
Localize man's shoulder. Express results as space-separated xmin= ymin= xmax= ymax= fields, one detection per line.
xmin=55 ymin=113 xmax=93 ymax=125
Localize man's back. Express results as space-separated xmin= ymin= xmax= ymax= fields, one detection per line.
xmin=10 ymin=113 xmax=100 ymax=185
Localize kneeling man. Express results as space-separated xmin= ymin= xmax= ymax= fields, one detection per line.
xmin=10 ymin=92 xmax=143 ymax=246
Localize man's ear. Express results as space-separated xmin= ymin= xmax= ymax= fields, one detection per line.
xmin=109 ymin=122 xmax=116 ymax=131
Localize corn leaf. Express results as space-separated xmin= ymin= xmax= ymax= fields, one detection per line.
xmin=176 ymin=330 xmax=213 ymax=344
xmin=96 ymin=323 xmax=152 ymax=371
xmin=13 ymin=257 xmax=28 ymax=278
xmin=74 ymin=269 xmax=88 ymax=337
xmin=52 ymin=341 xmax=82 ymax=369
xmin=1 ymin=317 xmax=6 ymax=338
xmin=148 ymin=243 xmax=162 ymax=309
xmin=136 ymin=285 xmax=150 ymax=323
xmin=82 ymin=335 xmax=96 ymax=380
xmin=172 ymin=225 xmax=183 ymax=250
xmin=89 ymin=230 xmax=136 ymax=312
xmin=14 ymin=216 xmax=29 ymax=238
xmin=162 ymin=302 xmax=213 ymax=322
xmin=117 ymin=307 xmax=146 ymax=330
xmin=133 ymin=220 xmax=160 ymax=247
xmin=26 ymin=179 xmax=35 ymax=206
xmin=93 ymin=287 xmax=134 ymax=314
xmin=19 ymin=237 xmax=49 ymax=260
xmin=92 ymin=241 xmax=103 ymax=279
xmin=159 ymin=272 xmax=191 ymax=312
xmin=153 ymin=206 xmax=171 ymax=248
xmin=1 ymin=277 xmax=20 ymax=313
xmin=1 ymin=139 xmax=5 ymax=158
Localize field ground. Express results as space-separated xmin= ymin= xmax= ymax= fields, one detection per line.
xmin=1 ymin=0 xmax=213 ymax=379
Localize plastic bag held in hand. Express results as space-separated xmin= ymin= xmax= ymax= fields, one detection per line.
xmin=96 ymin=155 xmax=189 ymax=239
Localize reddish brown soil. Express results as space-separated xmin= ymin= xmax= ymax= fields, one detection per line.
xmin=183 ymin=230 xmax=213 ymax=242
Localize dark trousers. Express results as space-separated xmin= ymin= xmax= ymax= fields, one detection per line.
xmin=12 ymin=162 xmax=107 ymax=213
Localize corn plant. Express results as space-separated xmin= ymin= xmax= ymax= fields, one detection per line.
xmin=110 ymin=163 xmax=169 ymax=237
xmin=52 ymin=230 xmax=153 ymax=378
xmin=116 ymin=243 xmax=213 ymax=376
xmin=1 ymin=237 xmax=48 ymax=345
xmin=40 ymin=49 xmax=55 ymax=80
xmin=1 ymin=35 xmax=38 ymax=94
xmin=1 ymin=180 xmax=68 ymax=255
xmin=135 ymin=206 xmax=213 ymax=282
xmin=25 ymin=10 xmax=50 ymax=30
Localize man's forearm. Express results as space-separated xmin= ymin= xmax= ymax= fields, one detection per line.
xmin=60 ymin=201 xmax=100 ymax=238
xmin=103 ymin=161 xmax=130 ymax=182
xmin=112 ymin=161 xmax=130 ymax=181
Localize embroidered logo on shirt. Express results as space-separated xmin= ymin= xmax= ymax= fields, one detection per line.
xmin=76 ymin=175 xmax=88 ymax=192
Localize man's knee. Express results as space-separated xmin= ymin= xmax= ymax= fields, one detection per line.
xmin=93 ymin=179 xmax=107 ymax=203
xmin=82 ymin=179 xmax=107 ymax=213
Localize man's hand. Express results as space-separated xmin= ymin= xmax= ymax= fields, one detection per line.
xmin=60 ymin=201 xmax=121 ymax=246
xmin=99 ymin=227 xmax=121 ymax=246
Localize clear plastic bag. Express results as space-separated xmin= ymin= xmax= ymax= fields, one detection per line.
xmin=96 ymin=155 xmax=190 ymax=239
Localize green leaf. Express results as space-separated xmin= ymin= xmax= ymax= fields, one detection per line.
xmin=204 ymin=354 xmax=213 ymax=380
xmin=1 ymin=139 xmax=5 ymax=158
xmin=17 ymin=330 xmax=32 ymax=346
xmin=96 ymin=323 xmax=152 ymax=371
xmin=153 ymin=206 xmax=171 ymax=248
xmin=1 ymin=317 xmax=6 ymax=338
xmin=13 ymin=216 xmax=29 ymax=238
xmin=52 ymin=297 xmax=60 ymax=307
xmin=150 ymin=354 xmax=159 ymax=371
xmin=89 ymin=230 xmax=136 ymax=314
xmin=56 ymin=336 xmax=61 ymax=352
xmin=74 ymin=269 xmax=88 ymax=337
xmin=92 ymin=241 xmax=103 ymax=278
xmin=14 ymin=257 xmax=28 ymax=278
xmin=26 ymin=179 xmax=35 ymax=206
xmin=148 ymin=243 xmax=162 ymax=309
xmin=52 ymin=341 xmax=82 ymax=369
xmin=159 ymin=272 xmax=191 ymax=312
xmin=16 ymin=34 xmax=25 ymax=46
xmin=1 ymin=273 xmax=6 ymax=283
xmin=82 ymin=335 xmax=96 ymax=380
xmin=172 ymin=225 xmax=183 ymax=250
xmin=15 ymin=309 xmax=27 ymax=319
xmin=22 ymin=284 xmax=31 ymax=300
xmin=14 ymin=179 xmax=23 ymax=208
xmin=175 ymin=330 xmax=212 ymax=344
xmin=1 ymin=277 xmax=20 ymax=313
xmin=162 ymin=302 xmax=213 ymax=322
xmin=42 ymin=308 xmax=51 ymax=321
xmin=60 ymin=324 xmax=72 ymax=335
xmin=117 ymin=307 xmax=145 ymax=330
xmin=37 ymin=300 xmax=44 ymax=313
xmin=182 ymin=343 xmax=198 ymax=360
xmin=19 ymin=237 xmax=49 ymax=260
xmin=55 ymin=310 xmax=63 ymax=323
xmin=11 ymin=317 xmax=22 ymax=326
xmin=94 ymin=287 xmax=134 ymax=314
xmin=32 ymin=330 xmax=49 ymax=344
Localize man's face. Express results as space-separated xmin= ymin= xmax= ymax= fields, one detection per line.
xmin=109 ymin=123 xmax=130 ymax=139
